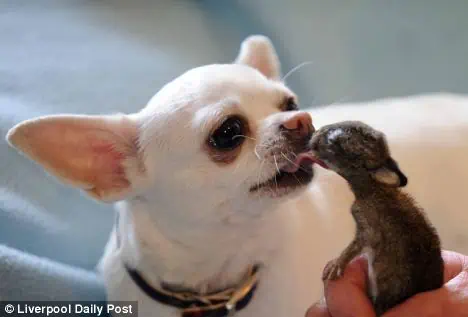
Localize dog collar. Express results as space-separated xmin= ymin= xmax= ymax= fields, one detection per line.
xmin=115 ymin=212 xmax=260 ymax=317
xmin=125 ymin=264 xmax=259 ymax=317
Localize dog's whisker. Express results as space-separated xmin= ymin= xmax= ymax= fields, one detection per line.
xmin=313 ymin=96 xmax=351 ymax=109
xmin=255 ymin=159 xmax=266 ymax=183
xmin=282 ymin=61 xmax=314 ymax=83
xmin=292 ymin=172 xmax=304 ymax=187
xmin=281 ymin=152 xmax=311 ymax=174
xmin=278 ymin=131 xmax=287 ymax=138
xmin=232 ymin=152 xmax=249 ymax=176
xmin=273 ymin=155 xmax=281 ymax=174
xmin=253 ymin=146 xmax=262 ymax=161
xmin=281 ymin=152 xmax=296 ymax=162
xmin=252 ymin=143 xmax=269 ymax=149
xmin=273 ymin=155 xmax=280 ymax=192
xmin=234 ymin=178 xmax=247 ymax=191
xmin=233 ymin=135 xmax=257 ymax=141
xmin=231 ymin=153 xmax=252 ymax=190
xmin=305 ymin=95 xmax=350 ymax=109
xmin=253 ymin=159 xmax=267 ymax=196
xmin=232 ymin=135 xmax=269 ymax=161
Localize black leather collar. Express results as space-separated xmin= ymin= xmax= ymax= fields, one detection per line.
xmin=115 ymin=212 xmax=260 ymax=317
xmin=125 ymin=264 xmax=259 ymax=317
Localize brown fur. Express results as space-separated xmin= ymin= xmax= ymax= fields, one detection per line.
xmin=311 ymin=121 xmax=444 ymax=316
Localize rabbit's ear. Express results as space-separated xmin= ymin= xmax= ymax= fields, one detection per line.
xmin=370 ymin=158 xmax=408 ymax=188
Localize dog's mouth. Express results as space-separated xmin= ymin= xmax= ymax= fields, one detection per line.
xmin=250 ymin=153 xmax=328 ymax=194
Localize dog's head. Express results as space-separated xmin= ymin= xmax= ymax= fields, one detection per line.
xmin=7 ymin=36 xmax=317 ymax=222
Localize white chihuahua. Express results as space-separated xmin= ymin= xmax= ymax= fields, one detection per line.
xmin=6 ymin=36 xmax=468 ymax=317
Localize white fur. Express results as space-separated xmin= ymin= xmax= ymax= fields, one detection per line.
xmin=326 ymin=128 xmax=344 ymax=142
xmin=7 ymin=36 xmax=468 ymax=317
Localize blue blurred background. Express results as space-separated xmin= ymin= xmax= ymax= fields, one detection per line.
xmin=1 ymin=0 xmax=468 ymax=300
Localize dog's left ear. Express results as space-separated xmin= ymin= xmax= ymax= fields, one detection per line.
xmin=6 ymin=114 xmax=145 ymax=202
xmin=235 ymin=35 xmax=281 ymax=80
xmin=370 ymin=158 xmax=408 ymax=188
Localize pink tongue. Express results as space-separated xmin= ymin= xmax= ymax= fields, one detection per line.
xmin=282 ymin=153 xmax=328 ymax=173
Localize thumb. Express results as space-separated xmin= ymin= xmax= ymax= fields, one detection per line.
xmin=305 ymin=297 xmax=331 ymax=317
xmin=325 ymin=256 xmax=376 ymax=317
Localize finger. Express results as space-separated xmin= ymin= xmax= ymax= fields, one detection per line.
xmin=325 ymin=256 xmax=376 ymax=317
xmin=442 ymin=250 xmax=467 ymax=282
xmin=445 ymin=261 xmax=468 ymax=292
xmin=305 ymin=297 xmax=331 ymax=317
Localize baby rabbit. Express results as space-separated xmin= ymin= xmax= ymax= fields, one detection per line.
xmin=310 ymin=121 xmax=444 ymax=316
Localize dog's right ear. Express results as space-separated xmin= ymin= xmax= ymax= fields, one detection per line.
xmin=235 ymin=35 xmax=281 ymax=80
xmin=6 ymin=114 xmax=145 ymax=202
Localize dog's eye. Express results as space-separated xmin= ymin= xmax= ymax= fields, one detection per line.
xmin=208 ymin=116 xmax=246 ymax=151
xmin=284 ymin=98 xmax=299 ymax=111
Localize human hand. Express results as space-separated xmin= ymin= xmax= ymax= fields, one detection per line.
xmin=305 ymin=250 xmax=468 ymax=317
